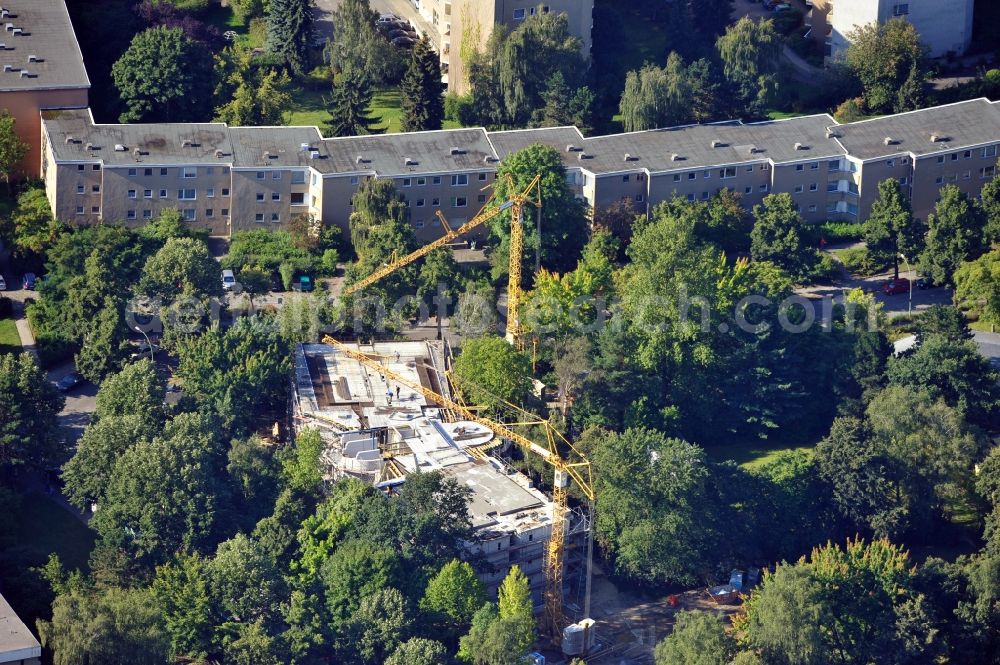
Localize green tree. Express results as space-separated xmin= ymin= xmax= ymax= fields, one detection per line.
xmin=38 ymin=586 xmax=170 ymax=665
xmin=152 ymin=554 xmax=214 ymax=660
xmin=982 ymin=175 xmax=1000 ymax=244
xmin=401 ymin=35 xmax=445 ymax=132
xmin=111 ymin=26 xmax=216 ymax=122
xmin=497 ymin=565 xmax=534 ymax=653
xmin=223 ymin=620 xmax=284 ymax=665
xmin=93 ymin=358 xmax=165 ymax=425
xmin=956 ymin=250 xmax=1000 ymax=328
xmin=386 ymin=637 xmax=451 ymax=665
xmin=653 ymin=610 xmax=737 ymax=665
xmin=208 ymin=532 xmax=284 ymax=626
xmin=320 ymin=538 xmax=401 ymax=628
xmin=420 ymin=559 xmax=488 ymax=635
xmin=216 ymin=67 xmax=293 ymax=126
xmin=267 ymin=0 xmax=314 ymax=74
xmin=845 ymin=18 xmax=927 ymax=113
xmin=0 ymin=352 xmax=64 ymax=470
xmin=619 ymin=52 xmax=696 ymax=132
xmin=716 ymin=17 xmax=782 ymax=115
xmin=750 ymin=193 xmax=817 ymax=279
xmin=451 ymin=336 xmax=533 ymax=412
xmin=530 ymin=71 xmax=594 ymax=133
xmin=347 ymin=587 xmax=412 ymax=664
xmin=75 ymin=300 xmax=131 ymax=383
xmin=490 ymin=143 xmax=589 ymax=278
xmin=913 ymin=304 xmax=973 ymax=343
xmin=7 ymin=186 xmax=64 ymax=262
xmin=325 ymin=66 xmax=381 ymax=137
xmin=920 ymin=185 xmax=987 ymax=287
xmin=0 ymin=110 xmax=27 ymax=187
xmin=326 ymin=0 xmax=404 ymax=84
xmin=63 ymin=415 xmax=152 ymax=511
xmin=138 ymin=236 xmax=222 ymax=299
xmin=864 ymin=179 xmax=923 ymax=279
xmin=457 ymin=601 xmax=532 ymax=665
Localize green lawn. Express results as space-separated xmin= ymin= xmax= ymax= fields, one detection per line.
xmin=203 ymin=3 xmax=248 ymax=34
xmin=703 ymin=440 xmax=814 ymax=470
xmin=0 ymin=316 xmax=20 ymax=355
xmin=287 ymin=86 xmax=462 ymax=134
xmin=767 ymin=110 xmax=807 ymax=120
xmin=12 ymin=493 xmax=95 ymax=573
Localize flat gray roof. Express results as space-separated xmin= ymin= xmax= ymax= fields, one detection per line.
xmin=0 ymin=0 xmax=89 ymax=91
xmin=229 ymin=126 xmax=325 ymax=169
xmin=492 ymin=115 xmax=845 ymax=175
xmin=0 ymin=592 xmax=41 ymax=660
xmin=321 ymin=128 xmax=498 ymax=176
xmin=831 ymin=98 xmax=1000 ymax=161
xmin=43 ymin=108 xmax=234 ymax=166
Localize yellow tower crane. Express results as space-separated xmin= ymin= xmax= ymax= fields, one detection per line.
xmin=319 ymin=335 xmax=594 ymax=640
xmin=340 ymin=175 xmax=542 ymax=348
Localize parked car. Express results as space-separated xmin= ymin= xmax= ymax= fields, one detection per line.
xmin=882 ymin=277 xmax=911 ymax=295
xmin=292 ymin=275 xmax=314 ymax=292
xmin=56 ymin=372 xmax=84 ymax=392
xmin=222 ymin=269 xmax=236 ymax=291
xmin=376 ymin=13 xmax=402 ymax=24
xmin=0 ymin=275 xmax=6 ymax=291
xmin=916 ymin=275 xmax=937 ymax=290
xmin=388 ymin=28 xmax=416 ymax=39
xmin=392 ymin=35 xmax=416 ymax=48
xmin=21 ymin=272 xmax=36 ymax=289
xmin=773 ymin=3 xmax=793 ymax=11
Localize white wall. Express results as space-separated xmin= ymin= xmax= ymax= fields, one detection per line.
xmin=830 ymin=0 xmax=974 ymax=59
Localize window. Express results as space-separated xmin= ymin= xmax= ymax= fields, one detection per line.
xmin=158 ymin=168 xmax=166 ymax=176
xmin=222 ymin=188 xmax=230 ymax=197
xmin=963 ymin=171 xmax=971 ymax=180
xmin=899 ymin=176 xmax=910 ymax=185
xmin=673 ymin=174 xmax=681 ymax=182
xmin=719 ymin=167 xmax=736 ymax=179
xmin=478 ymin=173 xmax=488 ymax=181
xmin=810 ymin=162 xmax=818 ymax=170
xmin=311 ymin=173 xmax=318 ymax=186
xmin=182 ymin=167 xmax=197 ymax=178
xmin=688 ymin=172 xmax=696 ymax=180
xmin=144 ymin=168 xmax=153 ymax=176
xmin=256 ymin=171 xmax=265 ymax=180
xmin=635 ymin=194 xmax=644 ymax=203
xmin=951 ymin=153 xmax=959 ymax=162
xmin=182 ymin=209 xmax=195 ymax=221
xmin=828 ymin=181 xmax=839 ymax=192
xmin=701 ymin=191 xmax=709 ymax=200
xmin=901 ymin=157 xmax=909 ymax=165
xmin=76 ymin=205 xmax=84 ymax=214
xmin=745 ymin=166 xmax=754 ymax=173
xmin=451 ymin=196 xmax=467 ymax=207
xmin=143 ymin=209 xmax=152 ymax=219
xmin=622 ymin=175 xmax=630 ymax=183
xmin=128 ymin=189 xmax=136 ymax=199
xmin=451 ymin=174 xmax=468 ymax=186
xmin=703 ymin=170 xmax=711 ymax=179
xmin=271 ymin=213 xmax=280 ymax=222
xmin=433 ymin=176 xmax=442 ymax=185
xmin=415 ymin=220 xmax=425 ymax=229
xmin=964 ymin=150 xmax=972 ymax=159
xmin=937 ymin=156 xmax=945 ymax=164
xmin=223 ymin=167 xmax=230 ymax=175
xmin=416 ymin=198 xmax=425 ymax=207
xmin=983 ymin=166 xmax=997 ymax=179
xmin=128 ymin=168 xmax=137 ymax=176
xmin=77 ymin=165 xmax=84 ymax=171
xmin=744 ymin=186 xmax=752 ymax=194
xmin=92 ymin=165 xmax=100 ymax=171
xmin=829 ymin=159 xmax=841 ymax=171
xmin=760 ymin=164 xmax=770 ymax=171
xmin=794 ymin=185 xmax=804 ymax=193
xmin=206 ymin=167 xmax=214 ymax=175
xmin=127 ymin=210 xmax=136 ymax=220
xmin=91 ymin=206 xmax=100 ymax=214
xmin=221 ymin=208 xmax=229 ymax=217
xmin=291 ymin=170 xmax=306 ymax=184
xmin=808 ymin=204 xmax=817 ymax=212
xmin=417 ymin=177 xmax=426 ymax=186
xmin=985 ymin=146 xmax=998 ymax=158
xmin=687 ymin=193 xmax=696 ymax=202
xmin=935 ymin=176 xmax=945 ymax=184
xmin=76 ymin=184 xmax=84 ymax=194
xmin=893 ymin=3 xmax=909 ymax=16
xmin=759 ymin=184 xmax=769 ymax=192
xmin=513 ymin=7 xmax=525 ymax=20
xmin=255 ymin=213 xmax=265 ymax=222
xmin=809 ymin=183 xmax=818 ymax=191
xmin=350 ymin=176 xmax=359 ymax=185
xmin=432 ymin=197 xmax=440 ymax=206
xmin=177 ymin=189 xmax=196 ymax=200
xmin=206 ymin=188 xmax=214 ymax=198
xmin=206 ymin=209 xmax=214 ymax=217
xmin=403 ymin=178 xmax=411 ymax=187
xmin=159 ymin=189 xmax=167 ymax=198
xmin=271 ymin=192 xmax=280 ymax=201
xmin=291 ymin=192 xmax=305 ymax=205
xmin=796 ymin=164 xmax=804 ymax=171
xmin=272 ymin=171 xmax=280 ymax=180
xmin=478 ymin=194 xmax=487 ymax=203
xmin=256 ymin=192 xmax=265 ymax=202
xmin=144 ymin=189 xmax=153 ymax=198
xmin=91 ymin=184 xmax=100 ymax=193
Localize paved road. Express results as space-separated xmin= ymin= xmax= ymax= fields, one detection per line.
xmin=313 ymin=0 xmax=437 ymax=45
xmin=974 ymin=331 xmax=1000 ymax=368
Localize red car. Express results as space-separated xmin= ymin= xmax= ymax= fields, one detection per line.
xmin=882 ymin=278 xmax=910 ymax=295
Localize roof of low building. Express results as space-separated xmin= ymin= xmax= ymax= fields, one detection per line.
xmin=0 ymin=0 xmax=89 ymax=92
xmin=0 ymin=592 xmax=41 ymax=660
xmin=321 ymin=128 xmax=498 ymax=177
xmin=229 ymin=126 xmax=326 ymax=169
xmin=831 ymin=98 xmax=1000 ymax=161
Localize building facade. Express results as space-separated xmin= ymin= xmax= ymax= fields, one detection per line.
xmin=812 ymin=0 xmax=975 ymax=60
xmin=40 ymin=99 xmax=1000 ymax=239
xmin=0 ymin=0 xmax=89 ymax=176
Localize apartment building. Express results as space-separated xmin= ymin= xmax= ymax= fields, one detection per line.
xmin=0 ymin=592 xmax=40 ymax=665
xmin=0 ymin=0 xmax=89 ymax=176
xmin=808 ymin=0 xmax=975 ymax=59
xmin=40 ymin=99 xmax=1000 ymax=238
xmin=419 ymin=0 xmax=594 ymax=92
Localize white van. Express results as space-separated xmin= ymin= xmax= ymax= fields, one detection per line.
xmin=221 ymin=269 xmax=236 ymax=291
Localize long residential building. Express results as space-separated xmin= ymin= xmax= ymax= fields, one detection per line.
xmin=39 ymin=98 xmax=1000 ymax=240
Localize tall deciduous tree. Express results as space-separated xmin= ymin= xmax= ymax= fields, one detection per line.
xmin=845 ymin=18 xmax=927 ymax=113
xmin=63 ymin=415 xmax=152 ymax=511
xmin=956 ymin=250 xmax=1000 ymax=329
xmin=112 ymin=26 xmax=216 ymax=123
xmin=750 ymin=193 xmax=817 ymax=279
xmin=401 ymin=35 xmax=445 ymax=132
xmin=0 ymin=110 xmax=26 ymax=187
xmin=982 ymin=175 xmax=1000 ymax=244
xmin=654 ymin=611 xmax=737 ymax=665
xmin=216 ymin=67 xmax=293 ymax=126
xmin=267 ymin=0 xmax=314 ymax=74
xmin=920 ymin=185 xmax=987 ymax=286
xmin=0 ymin=352 xmax=65 ymax=470
xmin=716 ymin=17 xmax=782 ymax=116
xmin=864 ymin=179 xmax=923 ymax=279
xmin=451 ymin=337 xmax=533 ymax=412
xmin=325 ymin=66 xmax=381 ymax=137
xmin=138 ymin=237 xmax=223 ymax=299
xmin=421 ymin=559 xmax=487 ymax=636
xmin=619 ymin=52 xmax=696 ymax=132
xmin=386 ymin=637 xmax=451 ymax=665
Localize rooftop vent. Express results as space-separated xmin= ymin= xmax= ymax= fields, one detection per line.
xmin=263 ymin=151 xmax=274 ymax=160
xmin=930 ymin=134 xmax=947 ymax=143
xmin=794 ymin=142 xmax=807 ymax=151
xmin=355 ymin=155 xmax=365 ymax=164
xmin=18 ymin=69 xmax=29 ymax=78
xmin=214 ymin=149 xmax=225 ymax=158
xmin=671 ymin=153 xmax=682 ymax=161
xmin=114 ymin=144 xmax=126 ymax=152
xmin=484 ymin=155 xmax=498 ymax=163
xmin=5 ymin=23 xmax=12 ymax=31
xmin=748 ymin=146 xmax=759 ymax=154
xmin=84 ymin=142 xmax=93 ymax=151
xmin=64 ymin=136 xmax=75 ymax=144
xmin=181 ymin=139 xmax=192 ymax=148
xmin=0 ymin=43 xmax=6 ymax=50
xmin=299 ymin=142 xmax=311 ymax=152
xmin=11 ymin=27 xmax=21 ymax=35
xmin=577 ymin=152 xmax=591 ymax=161
xmin=565 ymin=144 xmax=582 ymax=153
xmin=309 ymin=150 xmax=320 ymax=160
xmin=884 ymin=137 xmax=896 ymax=146
xmin=404 ymin=157 xmax=417 ymax=166
xmin=27 ymin=54 xmax=37 ymax=63
xmin=825 ymin=129 xmax=838 ymax=139
xmin=0 ymin=10 xmax=7 ymax=19
xmin=711 ymin=140 xmax=725 ymax=148
xmin=449 ymin=147 xmax=465 ymax=155
xmin=624 ymin=153 xmax=637 ymax=162
xmin=2 ymin=64 xmax=12 ymax=72
xmin=133 ymin=147 xmax=142 ymax=157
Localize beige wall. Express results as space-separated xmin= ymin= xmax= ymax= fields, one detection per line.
xmin=0 ymin=88 xmax=89 ymax=176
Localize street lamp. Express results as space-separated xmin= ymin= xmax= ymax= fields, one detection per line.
xmin=899 ymin=253 xmax=913 ymax=316
xmin=133 ymin=325 xmax=154 ymax=363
